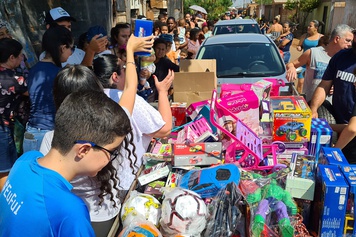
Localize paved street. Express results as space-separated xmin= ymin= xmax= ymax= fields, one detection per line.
xmin=290 ymin=38 xmax=303 ymax=62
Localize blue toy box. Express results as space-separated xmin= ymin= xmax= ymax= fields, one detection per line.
xmin=312 ymin=165 xmax=349 ymax=237
xmin=340 ymin=165 xmax=356 ymax=236
xmin=308 ymin=118 xmax=333 ymax=163
xmin=319 ymin=147 xmax=349 ymax=167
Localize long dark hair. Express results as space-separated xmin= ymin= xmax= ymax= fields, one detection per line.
xmin=93 ymin=54 xmax=121 ymax=88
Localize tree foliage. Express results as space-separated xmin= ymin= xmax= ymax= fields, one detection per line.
xmin=183 ymin=0 xmax=233 ymax=20
xmin=285 ymin=0 xmax=321 ymax=34
xmin=254 ymin=0 xmax=273 ymax=4
xmin=285 ymin=0 xmax=321 ymax=13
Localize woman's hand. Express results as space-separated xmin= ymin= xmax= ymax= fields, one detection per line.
xmin=126 ymin=34 xmax=154 ymax=53
xmin=154 ymin=69 xmax=174 ymax=95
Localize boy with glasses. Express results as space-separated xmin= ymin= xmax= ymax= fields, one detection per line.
xmin=0 ymin=91 xmax=130 ymax=236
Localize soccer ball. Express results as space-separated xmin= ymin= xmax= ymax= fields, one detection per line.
xmin=120 ymin=191 xmax=161 ymax=227
xmin=160 ymin=187 xmax=207 ymax=236
xmin=118 ymin=220 xmax=162 ymax=237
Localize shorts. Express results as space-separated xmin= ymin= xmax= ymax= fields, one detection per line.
xmin=23 ymin=124 xmax=50 ymax=153
xmin=297 ymin=66 xmax=306 ymax=79
xmin=0 ymin=125 xmax=18 ymax=172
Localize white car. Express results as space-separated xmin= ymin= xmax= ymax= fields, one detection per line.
xmin=196 ymin=33 xmax=287 ymax=87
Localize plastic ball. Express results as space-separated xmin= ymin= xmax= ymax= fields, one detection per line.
xmin=160 ymin=187 xmax=207 ymax=236
xmin=120 ymin=191 xmax=161 ymax=227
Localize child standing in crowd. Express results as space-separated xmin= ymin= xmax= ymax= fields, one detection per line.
xmin=177 ymin=18 xmax=186 ymax=44
xmin=160 ymin=22 xmax=169 ymax=34
xmin=180 ymin=48 xmax=188 ymax=60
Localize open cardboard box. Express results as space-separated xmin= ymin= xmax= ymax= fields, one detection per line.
xmin=174 ymin=60 xmax=217 ymax=106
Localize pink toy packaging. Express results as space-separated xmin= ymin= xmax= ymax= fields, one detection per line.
xmin=186 ymin=100 xmax=211 ymax=120
xmin=251 ymin=79 xmax=273 ymax=102
xmin=217 ymin=90 xmax=260 ymax=135
xmin=220 ymin=83 xmax=252 ymax=98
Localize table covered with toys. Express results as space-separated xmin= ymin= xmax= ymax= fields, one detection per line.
xmin=114 ymin=78 xmax=355 ymax=237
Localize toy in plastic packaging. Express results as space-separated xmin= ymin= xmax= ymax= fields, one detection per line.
xmin=160 ymin=187 xmax=207 ymax=236
xmin=118 ymin=219 xmax=162 ymax=237
xmin=239 ymin=168 xmax=297 ymax=237
xmin=178 ymin=164 xmax=240 ymax=198
xmin=203 ymin=182 xmax=246 ymax=237
xmin=120 ymin=191 xmax=162 ymax=227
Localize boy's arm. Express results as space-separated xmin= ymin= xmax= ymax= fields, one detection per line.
xmin=81 ymin=35 xmax=108 ymax=66
xmin=119 ymin=35 xmax=154 ymax=115
xmin=334 ymin=118 xmax=356 ymax=149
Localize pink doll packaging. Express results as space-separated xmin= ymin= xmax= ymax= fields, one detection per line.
xmin=217 ymin=90 xmax=259 ymax=135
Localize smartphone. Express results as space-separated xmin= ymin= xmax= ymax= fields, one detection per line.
xmin=134 ymin=19 xmax=153 ymax=56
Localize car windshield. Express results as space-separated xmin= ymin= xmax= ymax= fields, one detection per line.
xmin=214 ymin=24 xmax=260 ymax=35
xmin=196 ymin=42 xmax=285 ymax=78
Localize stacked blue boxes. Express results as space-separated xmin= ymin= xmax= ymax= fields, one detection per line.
xmin=309 ymin=118 xmax=332 ymax=163
xmin=319 ymin=147 xmax=349 ymax=167
xmin=340 ymin=165 xmax=356 ymax=236
xmin=312 ymin=165 xmax=349 ymax=236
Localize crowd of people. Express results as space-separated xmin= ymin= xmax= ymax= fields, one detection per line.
xmin=1 ymin=5 xmax=356 ymax=237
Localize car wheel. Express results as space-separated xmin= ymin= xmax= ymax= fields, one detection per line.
xmin=299 ymin=128 xmax=307 ymax=137
xmin=317 ymin=103 xmax=336 ymax=125
xmin=287 ymin=131 xmax=297 ymax=141
xmin=276 ymin=129 xmax=284 ymax=136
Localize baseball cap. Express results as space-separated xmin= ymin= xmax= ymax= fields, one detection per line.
xmin=45 ymin=7 xmax=76 ymax=24
xmin=86 ymin=25 xmax=107 ymax=42
xmin=159 ymin=34 xmax=173 ymax=43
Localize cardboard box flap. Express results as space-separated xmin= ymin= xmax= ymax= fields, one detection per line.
xmin=173 ymin=72 xmax=215 ymax=105
xmin=180 ymin=59 xmax=217 ymax=85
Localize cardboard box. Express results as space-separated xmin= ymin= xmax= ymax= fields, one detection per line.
xmin=340 ymin=165 xmax=356 ymax=236
xmin=173 ymin=72 xmax=216 ymax=106
xmin=311 ymin=165 xmax=349 ymax=236
xmin=319 ymin=147 xmax=349 ymax=167
xmin=173 ymin=142 xmax=222 ymax=166
xmin=150 ymin=0 xmax=167 ymax=8
xmin=309 ymin=118 xmax=333 ymax=163
xmin=271 ymin=96 xmax=311 ymax=143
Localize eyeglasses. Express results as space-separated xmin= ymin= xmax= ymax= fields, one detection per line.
xmin=75 ymin=140 xmax=120 ymax=161
xmin=343 ymin=38 xmax=353 ymax=43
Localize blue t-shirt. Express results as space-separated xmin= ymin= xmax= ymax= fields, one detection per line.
xmin=27 ymin=61 xmax=59 ymax=130
xmin=322 ymin=48 xmax=356 ymax=123
xmin=0 ymin=151 xmax=95 ymax=237
xmin=280 ymin=32 xmax=294 ymax=52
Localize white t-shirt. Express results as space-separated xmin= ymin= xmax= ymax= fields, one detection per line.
xmin=39 ymin=90 xmax=165 ymax=222
xmin=39 ymin=48 xmax=85 ymax=67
